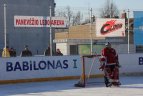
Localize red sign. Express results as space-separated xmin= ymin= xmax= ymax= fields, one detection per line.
xmin=14 ymin=16 xmax=68 ymax=28
xmin=96 ymin=18 xmax=125 ymax=37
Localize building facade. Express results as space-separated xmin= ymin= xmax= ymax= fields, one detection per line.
xmin=0 ymin=0 xmax=55 ymax=56
xmin=54 ymin=19 xmax=135 ymax=55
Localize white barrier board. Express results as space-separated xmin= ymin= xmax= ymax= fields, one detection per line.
xmin=0 ymin=56 xmax=81 ymax=80
xmin=0 ymin=54 xmax=142 ymax=81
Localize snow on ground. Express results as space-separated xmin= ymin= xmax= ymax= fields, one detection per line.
xmin=0 ymin=76 xmax=143 ymax=96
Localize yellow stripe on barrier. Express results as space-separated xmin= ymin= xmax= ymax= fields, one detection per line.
xmin=0 ymin=74 xmax=104 ymax=84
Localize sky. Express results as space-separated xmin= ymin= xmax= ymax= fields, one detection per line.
xmin=55 ymin=0 xmax=143 ymax=10
xmin=55 ymin=0 xmax=143 ymax=17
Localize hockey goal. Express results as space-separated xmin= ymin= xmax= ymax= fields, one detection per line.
xmin=74 ymin=54 xmax=104 ymax=87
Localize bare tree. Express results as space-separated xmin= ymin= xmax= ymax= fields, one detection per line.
xmin=56 ymin=6 xmax=73 ymax=27
xmin=72 ymin=11 xmax=83 ymax=26
xmin=100 ymin=0 xmax=119 ymax=18
xmin=66 ymin=6 xmax=73 ymax=26
xmin=56 ymin=6 xmax=83 ymax=26
xmin=56 ymin=9 xmax=66 ymax=17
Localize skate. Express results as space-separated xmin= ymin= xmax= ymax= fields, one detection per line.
xmin=104 ymin=76 xmax=111 ymax=87
xmin=74 ymin=81 xmax=85 ymax=87
xmin=106 ymin=82 xmax=112 ymax=87
xmin=111 ymin=82 xmax=121 ymax=87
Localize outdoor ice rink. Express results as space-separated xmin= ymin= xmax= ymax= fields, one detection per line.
xmin=0 ymin=76 xmax=143 ymax=96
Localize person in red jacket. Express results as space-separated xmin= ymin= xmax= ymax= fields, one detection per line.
xmin=100 ymin=42 xmax=120 ymax=87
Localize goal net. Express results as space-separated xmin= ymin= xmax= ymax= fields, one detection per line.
xmin=74 ymin=54 xmax=104 ymax=87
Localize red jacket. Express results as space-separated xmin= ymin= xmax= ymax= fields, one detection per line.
xmin=101 ymin=47 xmax=118 ymax=65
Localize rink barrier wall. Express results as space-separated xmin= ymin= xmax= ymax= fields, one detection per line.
xmin=0 ymin=54 xmax=143 ymax=84
xmin=0 ymin=56 xmax=82 ymax=84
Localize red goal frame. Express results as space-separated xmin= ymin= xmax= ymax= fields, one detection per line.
xmin=75 ymin=54 xmax=102 ymax=87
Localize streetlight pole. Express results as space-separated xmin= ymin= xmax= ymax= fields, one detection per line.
xmin=4 ymin=4 xmax=7 ymax=49
xmin=49 ymin=6 xmax=53 ymax=56
xmin=127 ymin=9 xmax=130 ymax=54
xmin=90 ymin=8 xmax=93 ymax=55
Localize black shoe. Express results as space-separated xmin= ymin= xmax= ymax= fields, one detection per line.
xmin=74 ymin=83 xmax=85 ymax=87
xmin=112 ymin=82 xmax=120 ymax=87
xmin=104 ymin=76 xmax=110 ymax=87
xmin=117 ymin=82 xmax=121 ymax=85
xmin=106 ymin=82 xmax=112 ymax=87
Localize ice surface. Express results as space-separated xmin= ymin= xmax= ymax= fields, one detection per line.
xmin=0 ymin=76 xmax=143 ymax=96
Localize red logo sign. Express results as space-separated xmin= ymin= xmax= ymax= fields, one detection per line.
xmin=100 ymin=20 xmax=123 ymax=35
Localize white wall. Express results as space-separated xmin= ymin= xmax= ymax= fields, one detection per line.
xmin=119 ymin=53 xmax=143 ymax=74
xmin=56 ymin=43 xmax=69 ymax=55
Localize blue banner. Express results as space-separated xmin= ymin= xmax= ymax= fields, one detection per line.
xmin=134 ymin=11 xmax=143 ymax=45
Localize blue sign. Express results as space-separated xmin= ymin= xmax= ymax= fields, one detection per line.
xmin=6 ymin=59 xmax=78 ymax=72
xmin=134 ymin=11 xmax=143 ymax=45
